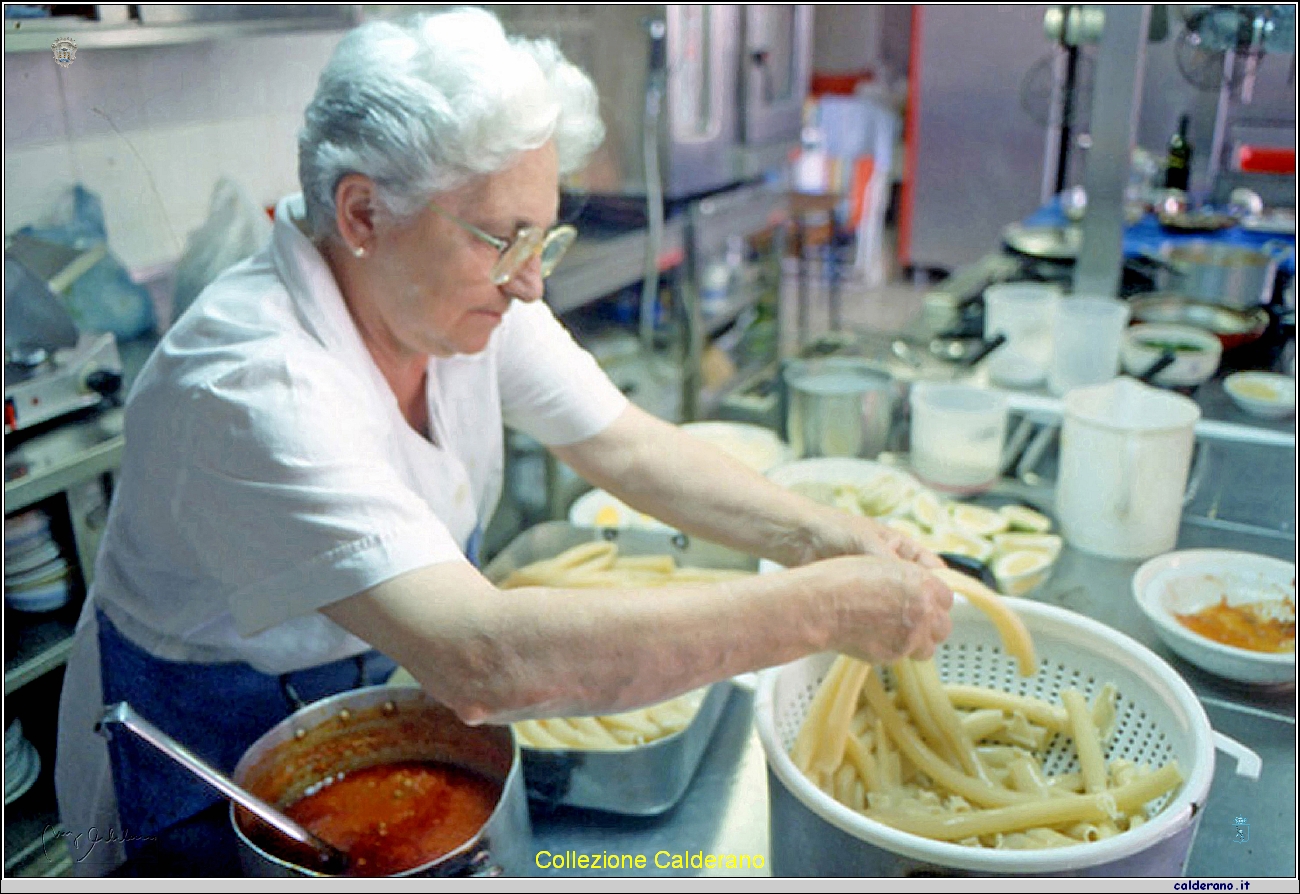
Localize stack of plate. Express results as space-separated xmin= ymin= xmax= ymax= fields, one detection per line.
xmin=5 ymin=509 xmax=71 ymax=613
xmin=5 ymin=719 xmax=42 ymax=805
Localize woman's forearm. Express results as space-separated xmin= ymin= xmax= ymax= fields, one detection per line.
xmin=322 ymin=553 xmax=949 ymax=725
xmin=551 ymin=405 xmax=851 ymax=568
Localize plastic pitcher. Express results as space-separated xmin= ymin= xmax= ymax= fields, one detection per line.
xmin=908 ymin=383 xmax=1008 ymax=494
xmin=1054 ymin=377 xmax=1201 ymax=560
xmin=1047 ymin=296 xmax=1130 ymax=396
xmin=983 ymin=283 xmax=1059 ymax=388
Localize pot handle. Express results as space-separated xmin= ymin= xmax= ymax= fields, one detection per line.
xmin=1213 ymin=730 xmax=1262 ymax=781
xmin=1260 ymin=239 xmax=1294 ymax=265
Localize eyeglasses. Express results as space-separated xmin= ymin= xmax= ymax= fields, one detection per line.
xmin=427 ymin=199 xmax=577 ymax=286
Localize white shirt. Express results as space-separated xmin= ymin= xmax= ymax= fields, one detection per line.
xmin=56 ymin=193 xmax=627 ymax=870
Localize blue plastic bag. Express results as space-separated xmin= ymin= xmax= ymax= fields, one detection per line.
xmin=16 ymin=185 xmax=157 ymax=340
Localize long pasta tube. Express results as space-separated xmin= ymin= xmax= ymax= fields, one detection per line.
xmin=943 ymin=685 xmax=1069 ymax=733
xmin=1061 ymin=689 xmax=1108 ymax=794
xmin=844 ymin=731 xmax=882 ymax=794
xmin=812 ymin=659 xmax=873 ymax=779
xmin=912 ymin=659 xmax=990 ymax=784
xmin=792 ymin=656 xmax=851 ymax=775
xmin=893 ymin=660 xmax=957 ymax=765
xmin=861 ymin=673 xmax=1032 ymax=809
xmin=874 ymin=717 xmax=900 ymax=790
xmin=867 ymin=792 xmax=1118 ymax=841
xmin=934 ymin=567 xmax=1038 ymax=676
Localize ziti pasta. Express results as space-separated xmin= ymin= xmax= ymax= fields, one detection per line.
xmin=788 ymin=572 xmax=1183 ymax=849
xmin=500 ymin=540 xmax=750 ymax=750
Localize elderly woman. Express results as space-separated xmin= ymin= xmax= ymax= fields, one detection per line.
xmin=56 ymin=7 xmax=952 ymax=874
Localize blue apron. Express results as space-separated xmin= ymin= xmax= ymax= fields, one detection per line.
xmin=98 ymin=523 xmax=483 ymax=860
xmin=97 ymin=612 xmax=397 ymax=859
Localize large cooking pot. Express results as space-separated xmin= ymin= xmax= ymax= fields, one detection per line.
xmin=1155 ymin=240 xmax=1292 ymax=309
xmin=229 ymin=685 xmax=532 ymax=877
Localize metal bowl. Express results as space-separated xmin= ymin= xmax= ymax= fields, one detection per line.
xmin=481 ymin=522 xmax=752 ymax=815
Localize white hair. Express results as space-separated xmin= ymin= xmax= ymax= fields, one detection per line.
xmin=298 ymin=6 xmax=604 ymax=240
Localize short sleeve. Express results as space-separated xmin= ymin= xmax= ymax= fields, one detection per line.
xmin=176 ymin=352 xmax=467 ymax=636
xmin=496 ymin=300 xmax=628 ymax=445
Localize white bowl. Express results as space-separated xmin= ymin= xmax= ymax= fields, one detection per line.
xmin=766 ymin=457 xmax=923 ymax=518
xmin=1132 ymin=549 xmax=1295 ymax=686
xmin=1223 ymin=371 xmax=1296 ymax=419
xmin=1120 ymin=323 xmax=1222 ymax=387
xmin=679 ymin=421 xmax=791 ymax=472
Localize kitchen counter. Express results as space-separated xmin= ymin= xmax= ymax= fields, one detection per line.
xmin=17 ymin=338 xmax=1296 ymax=879
xmin=529 ymin=462 xmax=1296 ymax=879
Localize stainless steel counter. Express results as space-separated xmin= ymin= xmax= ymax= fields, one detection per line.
xmin=528 ymin=457 xmax=1296 ymax=878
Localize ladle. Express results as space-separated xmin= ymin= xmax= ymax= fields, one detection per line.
xmin=96 ymin=702 xmax=351 ymax=875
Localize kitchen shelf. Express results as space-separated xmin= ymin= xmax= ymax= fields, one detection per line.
xmin=3 ymin=10 xmax=360 ymax=53
xmin=4 ymin=435 xmax=122 ymax=517
xmin=5 ymin=613 xmax=78 ymax=696
xmin=5 ymin=814 xmax=67 ymax=877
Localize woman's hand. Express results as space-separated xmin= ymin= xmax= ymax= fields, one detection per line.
xmin=799 ymin=555 xmax=954 ymax=663
xmin=799 ymin=505 xmax=946 ymax=571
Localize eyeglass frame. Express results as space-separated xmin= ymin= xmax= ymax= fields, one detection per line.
xmin=425 ymin=198 xmax=577 ymax=286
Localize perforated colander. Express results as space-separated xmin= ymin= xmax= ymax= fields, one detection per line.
xmin=755 ymin=596 xmax=1218 ymax=876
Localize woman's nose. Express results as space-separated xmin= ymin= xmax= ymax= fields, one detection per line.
xmin=504 ymin=255 xmax=545 ymax=302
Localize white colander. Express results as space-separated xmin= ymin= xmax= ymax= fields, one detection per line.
xmin=755 ymin=596 xmax=1219 ymax=876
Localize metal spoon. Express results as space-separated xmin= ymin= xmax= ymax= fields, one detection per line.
xmin=96 ymin=702 xmax=351 ymax=875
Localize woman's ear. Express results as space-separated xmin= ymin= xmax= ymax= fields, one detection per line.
xmin=334 ymin=174 xmax=378 ymax=257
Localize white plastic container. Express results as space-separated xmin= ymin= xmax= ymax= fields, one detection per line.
xmin=1048 ymin=296 xmax=1131 ymax=396
xmin=983 ymin=283 xmax=1059 ymax=388
xmin=1055 ymin=377 xmax=1201 ymax=560
xmin=908 ymin=383 xmax=1008 ymax=494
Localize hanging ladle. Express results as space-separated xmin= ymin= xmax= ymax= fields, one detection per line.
xmin=96 ymin=702 xmax=351 ymax=875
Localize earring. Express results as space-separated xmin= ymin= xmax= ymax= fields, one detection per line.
xmin=352 ymin=245 xmax=367 ymax=259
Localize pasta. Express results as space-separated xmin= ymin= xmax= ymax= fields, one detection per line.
xmin=933 ymin=567 xmax=1038 ymax=676
xmin=788 ymin=579 xmax=1185 ymax=850
xmin=497 ymin=541 xmax=751 ymax=751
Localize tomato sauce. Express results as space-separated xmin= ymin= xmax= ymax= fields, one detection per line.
xmin=281 ymin=760 xmax=500 ymax=877
xmin=1175 ymin=597 xmax=1296 ymax=654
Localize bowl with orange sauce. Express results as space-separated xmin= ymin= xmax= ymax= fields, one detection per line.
xmin=1133 ymin=549 xmax=1295 ymax=686
xmin=230 ymin=686 xmax=532 ymax=877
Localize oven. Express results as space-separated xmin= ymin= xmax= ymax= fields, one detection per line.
xmin=495 ymin=5 xmax=813 ymax=202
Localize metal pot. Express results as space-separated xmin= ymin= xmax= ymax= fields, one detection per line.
xmin=781 ymin=357 xmax=899 ymax=460
xmin=229 ymin=685 xmax=532 ymax=877
xmin=1155 ymin=240 xmax=1291 ymax=309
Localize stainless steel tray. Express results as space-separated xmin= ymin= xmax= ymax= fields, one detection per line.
xmin=483 ymin=521 xmax=757 ymax=816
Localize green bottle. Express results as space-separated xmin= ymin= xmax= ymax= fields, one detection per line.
xmin=1164 ymin=114 xmax=1192 ymax=192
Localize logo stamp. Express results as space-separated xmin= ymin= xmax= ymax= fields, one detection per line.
xmin=51 ymin=37 xmax=78 ymax=68
xmin=1233 ymin=815 xmax=1250 ymax=844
